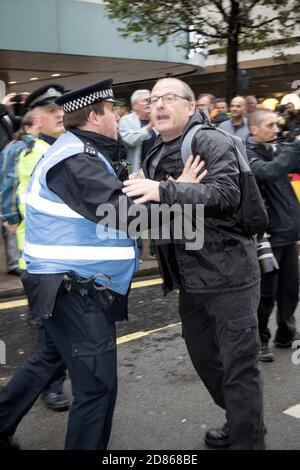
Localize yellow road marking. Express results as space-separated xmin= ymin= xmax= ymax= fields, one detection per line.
xmin=131 ymin=278 xmax=163 ymax=289
xmin=0 ymin=277 xmax=163 ymax=311
xmin=117 ymin=322 xmax=180 ymax=345
xmin=0 ymin=277 xmax=177 ymax=346
xmin=0 ymin=299 xmax=28 ymax=310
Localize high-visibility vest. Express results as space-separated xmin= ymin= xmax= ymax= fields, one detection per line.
xmin=16 ymin=139 xmax=50 ymax=270
xmin=24 ymin=131 xmax=138 ymax=295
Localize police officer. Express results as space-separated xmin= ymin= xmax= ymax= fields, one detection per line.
xmin=15 ymin=85 xmax=70 ymax=412
xmin=0 ymin=78 xmax=139 ymax=450
xmin=17 ymin=84 xmax=65 ymax=270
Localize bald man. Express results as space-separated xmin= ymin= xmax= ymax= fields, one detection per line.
xmin=246 ymin=95 xmax=258 ymax=114
xmin=218 ymin=96 xmax=249 ymax=142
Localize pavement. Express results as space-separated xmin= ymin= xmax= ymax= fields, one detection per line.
xmin=0 ymin=235 xmax=159 ymax=299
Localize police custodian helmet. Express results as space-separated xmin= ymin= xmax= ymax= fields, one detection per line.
xmin=25 ymin=84 xmax=65 ymax=110
xmin=55 ymin=77 xmax=123 ymax=113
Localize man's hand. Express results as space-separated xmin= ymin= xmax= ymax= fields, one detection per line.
xmin=1 ymin=93 xmax=17 ymax=111
xmin=122 ymin=179 xmax=160 ymax=204
xmin=168 ymin=155 xmax=207 ymax=183
xmin=4 ymin=223 xmax=18 ymax=234
xmin=129 ymin=169 xmax=145 ymax=180
xmin=19 ymin=92 xmax=30 ymax=104
xmin=1 ymin=92 xmax=29 ymax=111
xmin=145 ymin=122 xmax=154 ymax=132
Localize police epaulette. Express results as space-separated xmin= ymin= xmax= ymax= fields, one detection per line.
xmin=84 ymin=142 xmax=98 ymax=156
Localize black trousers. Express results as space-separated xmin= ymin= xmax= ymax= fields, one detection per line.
xmin=179 ymin=284 xmax=265 ymax=450
xmin=0 ymin=292 xmax=117 ymax=450
xmin=258 ymin=242 xmax=299 ymax=344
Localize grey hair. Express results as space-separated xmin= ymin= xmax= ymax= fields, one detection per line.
xmin=248 ymin=109 xmax=276 ymax=127
xmin=153 ymin=78 xmax=195 ymax=101
xmin=130 ymin=89 xmax=151 ymax=106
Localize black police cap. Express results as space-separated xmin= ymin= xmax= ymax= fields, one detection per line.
xmin=25 ymin=84 xmax=65 ymax=110
xmin=55 ymin=77 xmax=123 ymax=113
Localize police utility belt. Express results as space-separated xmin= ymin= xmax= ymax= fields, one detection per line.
xmin=57 ymin=270 xmax=115 ymax=313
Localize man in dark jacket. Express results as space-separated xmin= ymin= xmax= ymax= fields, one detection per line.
xmin=123 ymin=78 xmax=264 ymax=450
xmin=246 ymin=109 xmax=300 ymax=362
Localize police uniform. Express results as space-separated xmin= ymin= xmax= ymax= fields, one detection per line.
xmin=16 ymin=84 xmax=64 ymax=269
xmin=0 ymin=78 xmax=138 ymax=450
xmin=14 ymin=85 xmax=69 ymax=411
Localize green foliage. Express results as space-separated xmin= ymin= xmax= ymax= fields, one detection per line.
xmin=104 ymin=0 xmax=300 ymax=98
xmin=104 ymin=0 xmax=300 ymax=52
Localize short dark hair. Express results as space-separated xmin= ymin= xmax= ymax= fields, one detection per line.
xmin=63 ymin=102 xmax=105 ymax=130
xmin=215 ymin=97 xmax=227 ymax=104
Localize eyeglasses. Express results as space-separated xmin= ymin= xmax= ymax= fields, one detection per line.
xmin=146 ymin=93 xmax=191 ymax=106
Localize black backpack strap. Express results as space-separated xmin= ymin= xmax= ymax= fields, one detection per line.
xmin=181 ymin=123 xmax=214 ymax=163
xmin=181 ymin=121 xmax=250 ymax=175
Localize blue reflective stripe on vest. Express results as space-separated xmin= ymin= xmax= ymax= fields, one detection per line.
xmin=24 ymin=131 xmax=138 ymax=294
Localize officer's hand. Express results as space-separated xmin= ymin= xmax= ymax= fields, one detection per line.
xmin=122 ymin=179 xmax=160 ymax=203
xmin=168 ymin=155 xmax=207 ymax=183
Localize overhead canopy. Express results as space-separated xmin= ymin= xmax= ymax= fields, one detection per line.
xmin=0 ymin=49 xmax=202 ymax=95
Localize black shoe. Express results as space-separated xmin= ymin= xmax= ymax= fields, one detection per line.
xmin=42 ymin=392 xmax=70 ymax=412
xmin=274 ymin=333 xmax=300 ymax=348
xmin=0 ymin=435 xmax=20 ymax=450
xmin=258 ymin=343 xmax=274 ymax=362
xmin=205 ymin=422 xmax=267 ymax=449
xmin=7 ymin=268 xmax=22 ymax=277
xmin=205 ymin=422 xmax=230 ymax=449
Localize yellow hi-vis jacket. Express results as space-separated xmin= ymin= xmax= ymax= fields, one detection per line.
xmin=16 ymin=138 xmax=50 ymax=270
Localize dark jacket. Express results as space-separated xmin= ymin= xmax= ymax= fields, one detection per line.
xmin=246 ymin=136 xmax=300 ymax=247
xmin=143 ymin=110 xmax=260 ymax=294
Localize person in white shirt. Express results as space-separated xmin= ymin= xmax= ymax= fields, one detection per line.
xmin=119 ymin=89 xmax=156 ymax=173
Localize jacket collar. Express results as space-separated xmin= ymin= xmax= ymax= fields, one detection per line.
xmin=71 ymin=128 xmax=121 ymax=162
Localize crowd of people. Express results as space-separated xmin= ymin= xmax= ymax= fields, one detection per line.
xmin=0 ymin=77 xmax=299 ymax=450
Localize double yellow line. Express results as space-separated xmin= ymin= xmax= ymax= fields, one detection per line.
xmin=0 ymin=278 xmax=163 ymax=311
xmin=0 ymin=277 xmax=177 ymax=345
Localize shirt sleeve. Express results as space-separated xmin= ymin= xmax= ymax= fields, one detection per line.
xmin=1 ymin=143 xmax=22 ymax=224
xmin=119 ymin=116 xmax=152 ymax=147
